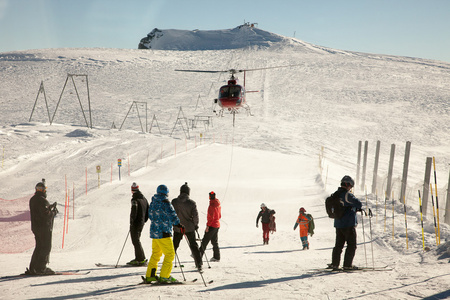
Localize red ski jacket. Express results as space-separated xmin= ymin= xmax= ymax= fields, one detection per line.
xmin=206 ymin=198 xmax=221 ymax=228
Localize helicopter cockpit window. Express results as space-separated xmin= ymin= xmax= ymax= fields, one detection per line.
xmin=230 ymin=86 xmax=241 ymax=97
xmin=220 ymin=86 xmax=242 ymax=98
xmin=219 ymin=87 xmax=229 ymax=98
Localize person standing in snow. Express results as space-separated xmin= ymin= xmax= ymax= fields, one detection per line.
xmin=256 ymin=203 xmax=276 ymax=245
xmin=127 ymin=182 xmax=149 ymax=266
xmin=171 ymin=182 xmax=203 ymax=271
xmin=26 ymin=180 xmax=58 ymax=275
xmin=329 ymin=175 xmax=362 ymax=271
xmin=293 ymin=207 xmax=314 ymax=250
xmin=144 ymin=184 xmax=184 ymax=284
xmin=200 ymin=191 xmax=221 ymax=262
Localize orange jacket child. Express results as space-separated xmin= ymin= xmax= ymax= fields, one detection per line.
xmin=293 ymin=207 xmax=313 ymax=250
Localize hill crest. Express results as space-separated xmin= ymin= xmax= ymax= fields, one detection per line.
xmin=138 ymin=23 xmax=297 ymax=50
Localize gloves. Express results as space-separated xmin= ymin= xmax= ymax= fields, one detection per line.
xmin=175 ymin=223 xmax=185 ymax=235
xmin=256 ymin=224 xmax=258 ymax=228
xmin=195 ymin=225 xmax=199 ymax=230
xmin=368 ymin=208 xmax=373 ymax=218
xmin=50 ymin=202 xmax=58 ymax=215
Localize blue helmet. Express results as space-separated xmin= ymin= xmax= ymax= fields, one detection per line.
xmin=157 ymin=184 xmax=169 ymax=195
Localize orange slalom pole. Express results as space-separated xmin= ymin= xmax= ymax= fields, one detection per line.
xmin=66 ymin=189 xmax=69 ymax=234
xmin=85 ymin=167 xmax=88 ymax=195
xmin=62 ymin=177 xmax=68 ymax=248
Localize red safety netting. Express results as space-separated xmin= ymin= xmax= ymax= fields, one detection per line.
xmin=0 ymin=195 xmax=35 ymax=253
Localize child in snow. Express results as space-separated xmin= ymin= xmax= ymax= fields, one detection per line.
xmin=144 ymin=184 xmax=184 ymax=284
xmin=293 ymin=207 xmax=314 ymax=250
xmin=256 ymin=203 xmax=276 ymax=245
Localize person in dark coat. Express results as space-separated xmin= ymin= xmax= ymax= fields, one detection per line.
xmin=256 ymin=203 xmax=276 ymax=245
xmin=200 ymin=191 xmax=221 ymax=262
xmin=329 ymin=175 xmax=363 ymax=270
xmin=26 ymin=180 xmax=58 ymax=275
xmin=171 ymin=182 xmax=203 ymax=271
xmin=128 ymin=182 xmax=149 ymax=266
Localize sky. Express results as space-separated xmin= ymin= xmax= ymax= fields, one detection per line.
xmin=0 ymin=0 xmax=450 ymax=63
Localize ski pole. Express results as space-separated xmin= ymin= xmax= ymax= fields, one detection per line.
xmin=364 ymin=188 xmax=374 ymax=269
xmin=183 ymin=233 xmax=207 ymax=287
xmin=361 ymin=209 xmax=368 ymax=268
xmin=175 ymin=252 xmax=186 ymax=281
xmin=115 ymin=230 xmax=130 ymax=268
xmin=196 ymin=229 xmax=211 ymax=269
xmin=368 ymin=208 xmax=375 ymax=269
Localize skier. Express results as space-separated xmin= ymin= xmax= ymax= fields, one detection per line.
xmin=144 ymin=184 xmax=184 ymax=284
xmin=200 ymin=191 xmax=221 ymax=262
xmin=127 ymin=182 xmax=149 ymax=266
xmin=26 ymin=180 xmax=58 ymax=275
xmin=293 ymin=207 xmax=314 ymax=250
xmin=171 ymin=182 xmax=203 ymax=271
xmin=256 ymin=203 xmax=276 ymax=245
xmin=328 ymin=175 xmax=363 ymax=271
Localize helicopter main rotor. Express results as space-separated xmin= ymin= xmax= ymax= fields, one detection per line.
xmin=175 ymin=64 xmax=301 ymax=76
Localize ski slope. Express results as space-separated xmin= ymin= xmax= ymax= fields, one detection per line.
xmin=0 ymin=28 xmax=449 ymax=299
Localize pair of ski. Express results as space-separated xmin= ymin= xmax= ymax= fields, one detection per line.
xmin=95 ymin=262 xmax=213 ymax=286
xmin=308 ymin=265 xmax=392 ymax=274
xmin=95 ymin=263 xmax=147 ymax=268
xmin=1 ymin=270 xmax=89 ymax=279
xmin=139 ymin=277 xmax=213 ymax=286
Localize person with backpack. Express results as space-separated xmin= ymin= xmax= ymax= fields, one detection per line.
xmin=293 ymin=207 xmax=314 ymax=250
xmin=171 ymin=182 xmax=203 ymax=272
xmin=328 ymin=175 xmax=362 ymax=271
xmin=143 ymin=184 xmax=184 ymax=284
xmin=200 ymin=191 xmax=221 ymax=262
xmin=127 ymin=182 xmax=149 ymax=266
xmin=256 ymin=203 xmax=276 ymax=245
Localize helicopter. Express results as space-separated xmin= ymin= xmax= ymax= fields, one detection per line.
xmin=175 ymin=66 xmax=295 ymax=126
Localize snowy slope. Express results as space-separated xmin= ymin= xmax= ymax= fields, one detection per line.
xmin=0 ymin=29 xmax=449 ymax=299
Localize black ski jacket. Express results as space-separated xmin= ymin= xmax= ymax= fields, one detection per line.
xmin=29 ymin=191 xmax=56 ymax=234
xmin=130 ymin=191 xmax=149 ymax=226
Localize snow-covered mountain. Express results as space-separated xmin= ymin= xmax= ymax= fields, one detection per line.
xmin=1 ymin=26 xmax=450 ymax=299
xmin=139 ymin=23 xmax=300 ymax=50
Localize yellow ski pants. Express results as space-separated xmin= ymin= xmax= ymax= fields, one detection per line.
xmin=146 ymin=237 xmax=175 ymax=279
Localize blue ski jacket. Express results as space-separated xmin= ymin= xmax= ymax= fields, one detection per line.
xmin=334 ymin=187 xmax=362 ymax=228
xmin=148 ymin=192 xmax=180 ymax=239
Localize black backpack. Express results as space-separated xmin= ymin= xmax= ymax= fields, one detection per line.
xmin=325 ymin=192 xmax=344 ymax=219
